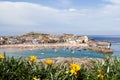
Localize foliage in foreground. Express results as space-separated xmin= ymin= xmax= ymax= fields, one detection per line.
xmin=0 ymin=53 xmax=120 ymax=80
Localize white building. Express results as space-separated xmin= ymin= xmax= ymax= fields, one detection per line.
xmin=76 ymin=36 xmax=89 ymax=43
xmin=84 ymin=36 xmax=88 ymax=43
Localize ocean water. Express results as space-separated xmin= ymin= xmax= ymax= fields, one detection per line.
xmin=0 ymin=35 xmax=120 ymax=59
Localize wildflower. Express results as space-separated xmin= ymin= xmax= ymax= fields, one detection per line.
xmin=29 ymin=55 xmax=37 ymax=62
xmin=70 ymin=69 xmax=77 ymax=75
xmin=98 ymin=74 xmax=104 ymax=80
xmin=70 ymin=63 xmax=81 ymax=71
xmin=33 ymin=76 xmax=40 ymax=80
xmin=98 ymin=69 xmax=102 ymax=74
xmin=45 ymin=59 xmax=53 ymax=65
xmin=98 ymin=69 xmax=104 ymax=80
xmin=70 ymin=63 xmax=81 ymax=75
xmin=0 ymin=54 xmax=4 ymax=59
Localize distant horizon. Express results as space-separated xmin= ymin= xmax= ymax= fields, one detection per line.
xmin=1 ymin=31 xmax=120 ymax=37
xmin=2 ymin=32 xmax=120 ymax=36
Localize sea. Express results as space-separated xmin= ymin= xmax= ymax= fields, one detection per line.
xmin=0 ymin=35 xmax=120 ymax=59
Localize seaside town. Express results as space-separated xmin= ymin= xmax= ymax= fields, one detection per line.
xmin=0 ymin=32 xmax=113 ymax=53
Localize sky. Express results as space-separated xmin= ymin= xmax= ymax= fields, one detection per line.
xmin=0 ymin=0 xmax=120 ymax=36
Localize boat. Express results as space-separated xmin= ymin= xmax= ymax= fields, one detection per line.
xmin=53 ymin=48 xmax=58 ymax=52
xmin=71 ymin=49 xmax=75 ymax=53
xmin=41 ymin=53 xmax=44 ymax=54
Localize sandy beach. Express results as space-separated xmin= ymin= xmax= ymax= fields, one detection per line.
xmin=0 ymin=43 xmax=88 ymax=49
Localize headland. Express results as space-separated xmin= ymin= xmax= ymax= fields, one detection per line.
xmin=0 ymin=32 xmax=113 ymax=53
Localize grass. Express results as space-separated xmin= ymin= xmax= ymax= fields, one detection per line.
xmin=0 ymin=53 xmax=120 ymax=80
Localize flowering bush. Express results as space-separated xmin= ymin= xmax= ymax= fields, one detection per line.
xmin=0 ymin=53 xmax=120 ymax=80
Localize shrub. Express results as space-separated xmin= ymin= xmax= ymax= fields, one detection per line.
xmin=0 ymin=53 xmax=120 ymax=80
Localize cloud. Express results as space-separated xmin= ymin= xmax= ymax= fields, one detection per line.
xmin=105 ymin=0 xmax=120 ymax=4
xmin=0 ymin=1 xmax=59 ymax=26
xmin=100 ymin=0 xmax=120 ymax=16
xmin=68 ymin=8 xmax=77 ymax=12
xmin=0 ymin=1 xmax=120 ymax=35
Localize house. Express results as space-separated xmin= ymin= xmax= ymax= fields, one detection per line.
xmin=0 ymin=37 xmax=6 ymax=45
xmin=7 ymin=38 xmax=18 ymax=44
xmin=25 ymin=36 xmax=41 ymax=44
xmin=25 ymin=37 xmax=36 ymax=44
xmin=7 ymin=36 xmax=24 ymax=44
xmin=76 ymin=36 xmax=88 ymax=43
xmin=68 ymin=40 xmax=76 ymax=44
xmin=60 ymin=34 xmax=74 ymax=43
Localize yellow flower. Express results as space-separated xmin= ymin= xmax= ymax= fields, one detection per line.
xmin=70 ymin=63 xmax=81 ymax=75
xmin=98 ymin=74 xmax=104 ymax=80
xmin=98 ymin=69 xmax=102 ymax=74
xmin=98 ymin=69 xmax=104 ymax=80
xmin=29 ymin=55 xmax=37 ymax=62
xmin=70 ymin=63 xmax=81 ymax=71
xmin=70 ymin=69 xmax=77 ymax=75
xmin=100 ymin=74 xmax=104 ymax=80
xmin=45 ymin=59 xmax=53 ymax=65
xmin=0 ymin=54 xmax=4 ymax=59
xmin=33 ymin=76 xmax=40 ymax=80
